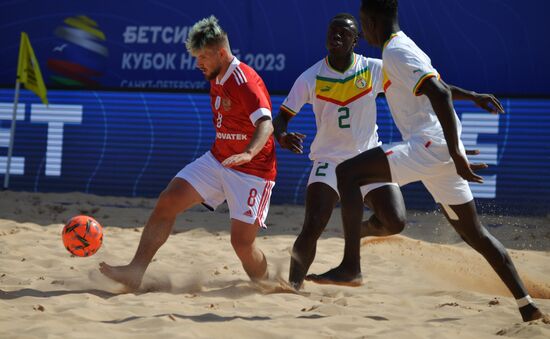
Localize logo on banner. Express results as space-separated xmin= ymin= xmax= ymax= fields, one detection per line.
xmin=47 ymin=15 xmax=109 ymax=88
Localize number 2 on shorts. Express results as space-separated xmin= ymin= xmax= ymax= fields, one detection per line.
xmin=315 ymin=162 xmax=329 ymax=177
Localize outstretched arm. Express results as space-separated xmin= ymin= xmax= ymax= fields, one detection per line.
xmin=443 ymin=80 xmax=505 ymax=114
xmin=420 ymin=78 xmax=488 ymax=183
xmin=273 ymin=110 xmax=306 ymax=154
xmin=221 ymin=116 xmax=274 ymax=167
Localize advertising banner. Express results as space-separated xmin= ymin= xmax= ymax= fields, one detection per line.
xmin=1 ymin=88 xmax=548 ymax=215
xmin=1 ymin=0 xmax=549 ymax=95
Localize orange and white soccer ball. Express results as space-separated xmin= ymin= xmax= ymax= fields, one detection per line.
xmin=62 ymin=215 xmax=103 ymax=257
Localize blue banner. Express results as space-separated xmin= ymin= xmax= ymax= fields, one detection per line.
xmin=1 ymin=89 xmax=549 ymax=215
xmin=1 ymin=0 xmax=549 ymax=95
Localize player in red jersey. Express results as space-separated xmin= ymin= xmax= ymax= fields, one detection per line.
xmin=99 ymin=16 xmax=276 ymax=290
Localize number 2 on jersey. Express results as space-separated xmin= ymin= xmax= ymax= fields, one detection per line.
xmin=338 ymin=107 xmax=350 ymax=129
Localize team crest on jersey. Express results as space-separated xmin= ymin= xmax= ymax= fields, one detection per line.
xmin=215 ymin=96 xmax=221 ymax=110
xmin=355 ymin=77 xmax=367 ymax=89
xmin=222 ymin=97 xmax=232 ymax=111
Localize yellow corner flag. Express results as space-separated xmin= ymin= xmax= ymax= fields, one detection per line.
xmin=17 ymin=32 xmax=48 ymax=105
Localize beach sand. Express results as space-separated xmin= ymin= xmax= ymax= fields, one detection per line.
xmin=1 ymin=191 xmax=549 ymax=338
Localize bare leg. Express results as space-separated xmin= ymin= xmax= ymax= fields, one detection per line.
xmin=289 ymin=183 xmax=338 ymax=289
xmin=230 ymin=219 xmax=267 ymax=281
xmin=99 ymin=178 xmax=202 ymax=290
xmin=306 ymin=147 xmax=392 ymax=286
xmin=441 ymin=201 xmax=543 ymax=322
xmin=360 ymin=185 xmax=406 ymax=237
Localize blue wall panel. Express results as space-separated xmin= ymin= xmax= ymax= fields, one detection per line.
xmin=1 ymin=89 xmax=549 ymax=215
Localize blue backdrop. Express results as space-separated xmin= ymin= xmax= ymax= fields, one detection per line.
xmin=1 ymin=89 xmax=549 ymax=215
xmin=1 ymin=0 xmax=549 ymax=95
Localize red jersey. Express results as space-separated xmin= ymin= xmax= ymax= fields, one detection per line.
xmin=209 ymin=58 xmax=277 ymax=181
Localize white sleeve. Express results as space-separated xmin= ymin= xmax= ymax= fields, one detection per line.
xmin=249 ymin=108 xmax=271 ymax=125
xmin=369 ymin=58 xmax=384 ymax=95
xmin=384 ymin=47 xmax=439 ymax=96
xmin=280 ymin=72 xmax=311 ymax=116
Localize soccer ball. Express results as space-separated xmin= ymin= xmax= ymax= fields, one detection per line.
xmin=62 ymin=215 xmax=103 ymax=257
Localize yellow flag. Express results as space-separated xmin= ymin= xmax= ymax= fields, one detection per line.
xmin=17 ymin=32 xmax=48 ymax=105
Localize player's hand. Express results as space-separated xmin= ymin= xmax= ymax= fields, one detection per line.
xmin=221 ymin=152 xmax=253 ymax=168
xmin=278 ymin=132 xmax=306 ymax=154
xmin=451 ymin=153 xmax=487 ymax=183
xmin=472 ymin=93 xmax=505 ymax=114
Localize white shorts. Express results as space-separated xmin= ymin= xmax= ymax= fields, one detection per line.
xmin=382 ymin=138 xmax=473 ymax=205
xmin=175 ymin=151 xmax=275 ymax=228
xmin=308 ymin=159 xmax=397 ymax=198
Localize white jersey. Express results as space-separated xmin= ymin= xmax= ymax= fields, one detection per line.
xmin=280 ymin=53 xmax=384 ymax=163
xmin=382 ymin=31 xmax=462 ymax=145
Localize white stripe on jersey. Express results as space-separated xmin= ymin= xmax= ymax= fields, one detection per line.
xmin=233 ymin=73 xmax=243 ymax=85
xmin=235 ymin=67 xmax=248 ymax=84
xmin=233 ymin=68 xmax=245 ymax=85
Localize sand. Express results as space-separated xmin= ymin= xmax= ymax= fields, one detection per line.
xmin=0 ymin=190 xmax=549 ymax=338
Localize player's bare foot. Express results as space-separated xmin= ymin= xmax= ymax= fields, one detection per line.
xmin=289 ymin=280 xmax=303 ymax=291
xmin=305 ymin=267 xmax=363 ymax=287
xmin=519 ymin=304 xmax=545 ymax=322
xmin=99 ymin=262 xmax=144 ymax=291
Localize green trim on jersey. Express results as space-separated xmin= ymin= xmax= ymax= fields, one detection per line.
xmin=280 ymin=104 xmax=298 ymax=115
xmin=413 ymin=72 xmax=438 ymax=95
xmin=382 ymin=32 xmax=399 ymax=51
xmin=316 ymin=66 xmax=370 ymax=83
xmin=324 ymin=53 xmax=357 ymax=74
